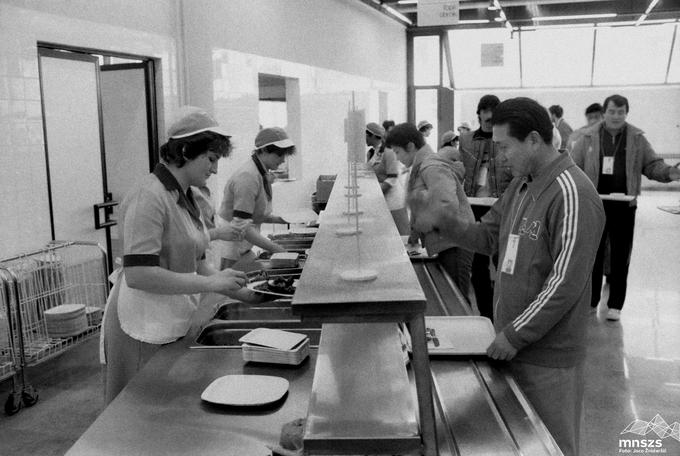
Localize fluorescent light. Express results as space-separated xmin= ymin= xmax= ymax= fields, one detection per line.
xmin=521 ymin=23 xmax=595 ymax=31
xmin=598 ymin=18 xmax=677 ymax=27
xmin=458 ymin=19 xmax=491 ymax=24
xmin=635 ymin=13 xmax=648 ymax=25
xmin=397 ymin=0 xmax=417 ymax=4
xmin=384 ymin=5 xmax=413 ymax=24
xmin=532 ymin=13 xmax=617 ymax=22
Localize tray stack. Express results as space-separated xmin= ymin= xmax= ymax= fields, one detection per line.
xmin=44 ymin=304 xmax=88 ymax=338
xmin=240 ymin=328 xmax=309 ymax=366
xmin=85 ymin=306 xmax=104 ymax=326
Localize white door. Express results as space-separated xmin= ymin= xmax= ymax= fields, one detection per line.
xmin=100 ymin=63 xmax=155 ymax=262
xmin=38 ymin=49 xmax=107 ymax=248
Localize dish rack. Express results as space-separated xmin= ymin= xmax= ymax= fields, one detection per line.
xmin=0 ymin=241 xmax=108 ymax=415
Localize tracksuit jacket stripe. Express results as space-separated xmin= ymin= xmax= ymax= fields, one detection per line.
xmin=513 ymin=171 xmax=579 ymax=331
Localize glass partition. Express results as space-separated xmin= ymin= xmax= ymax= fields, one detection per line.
xmin=448 ymin=28 xmax=520 ymax=88
xmin=415 ymin=89 xmax=438 ymax=148
xmin=521 ymin=27 xmax=595 ymax=87
xmin=593 ymin=24 xmax=675 ymax=85
xmin=413 ymin=35 xmax=440 ymax=86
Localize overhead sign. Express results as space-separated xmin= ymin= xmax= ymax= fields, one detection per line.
xmin=418 ymin=0 xmax=459 ymax=26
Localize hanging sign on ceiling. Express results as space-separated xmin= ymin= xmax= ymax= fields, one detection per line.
xmin=418 ymin=0 xmax=460 ymax=26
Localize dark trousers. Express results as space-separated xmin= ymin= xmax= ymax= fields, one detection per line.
xmin=591 ymin=202 xmax=636 ymax=310
xmin=470 ymin=205 xmax=495 ymax=321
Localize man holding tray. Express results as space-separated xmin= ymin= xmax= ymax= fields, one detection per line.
xmin=432 ymin=97 xmax=605 ymax=456
xmin=570 ymin=94 xmax=680 ymax=321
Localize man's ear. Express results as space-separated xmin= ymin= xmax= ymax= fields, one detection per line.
xmin=407 ymin=142 xmax=417 ymax=153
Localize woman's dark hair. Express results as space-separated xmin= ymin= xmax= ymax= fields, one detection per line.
xmin=385 ymin=123 xmax=426 ymax=150
xmin=256 ymin=144 xmax=296 ymax=157
xmin=603 ymin=94 xmax=629 ymax=113
xmin=160 ymin=131 xmax=231 ymax=167
xmin=491 ymin=97 xmax=553 ymax=145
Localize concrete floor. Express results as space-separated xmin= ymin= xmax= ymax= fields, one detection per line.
xmin=0 ymin=191 xmax=679 ymax=456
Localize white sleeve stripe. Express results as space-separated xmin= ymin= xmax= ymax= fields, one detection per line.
xmin=513 ymin=171 xmax=579 ymax=331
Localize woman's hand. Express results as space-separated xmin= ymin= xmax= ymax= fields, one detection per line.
xmin=208 ymin=268 xmax=248 ymax=295
xmin=210 ymin=219 xmax=252 ymax=241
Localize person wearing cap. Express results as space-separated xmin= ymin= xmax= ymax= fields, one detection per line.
xmin=101 ymin=106 xmax=254 ymax=404
xmin=366 ymin=122 xmax=409 ymax=234
xmin=386 ymin=123 xmax=474 ymax=297
xmin=457 ymin=121 xmax=472 ymax=135
xmin=417 ymin=120 xmax=433 ymax=138
xmin=459 ymin=94 xmax=513 ymax=320
xmin=438 ymin=130 xmax=460 ymax=165
xmin=217 ymin=127 xmax=296 ymax=269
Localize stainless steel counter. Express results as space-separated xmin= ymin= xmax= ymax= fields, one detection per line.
xmin=66 ymin=260 xmax=562 ymax=456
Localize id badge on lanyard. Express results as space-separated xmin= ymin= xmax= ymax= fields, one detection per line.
xmin=501 ymin=234 xmax=520 ymax=275
xmin=602 ymin=156 xmax=614 ymax=175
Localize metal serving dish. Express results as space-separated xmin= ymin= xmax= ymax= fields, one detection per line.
xmin=195 ymin=320 xmax=322 ymax=348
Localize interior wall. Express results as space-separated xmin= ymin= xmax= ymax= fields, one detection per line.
xmin=0 ymin=1 xmax=180 ymax=258
xmin=181 ymin=0 xmax=408 ymax=214
xmin=454 ymin=86 xmax=680 ymax=157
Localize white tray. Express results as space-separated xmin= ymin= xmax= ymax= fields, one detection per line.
xmin=201 ymin=375 xmax=289 ymax=406
xmin=424 ymin=316 xmax=496 ymax=356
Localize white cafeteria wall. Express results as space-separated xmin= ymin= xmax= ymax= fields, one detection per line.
xmin=0 ymin=0 xmax=407 ymax=258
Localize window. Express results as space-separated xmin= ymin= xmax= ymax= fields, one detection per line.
xmin=521 ymin=27 xmax=595 ymax=87
xmin=414 ymin=35 xmax=440 ymax=86
xmin=593 ymin=24 xmax=675 ymax=85
xmin=448 ymin=28 xmax=520 ymax=88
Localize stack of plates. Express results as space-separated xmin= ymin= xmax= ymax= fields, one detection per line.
xmin=85 ymin=306 xmax=103 ymax=326
xmin=44 ymin=304 xmax=88 ymax=338
xmin=240 ymin=328 xmax=309 ymax=366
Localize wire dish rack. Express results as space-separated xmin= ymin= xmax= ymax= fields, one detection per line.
xmin=0 ymin=241 xmax=108 ymax=415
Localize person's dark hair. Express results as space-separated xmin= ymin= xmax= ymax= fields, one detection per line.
xmin=476 ymin=94 xmax=501 ymax=114
xmin=491 ymin=97 xmax=553 ymax=144
xmin=603 ymin=94 xmax=629 ymax=113
xmin=548 ymin=105 xmax=564 ymax=118
xmin=160 ymin=131 xmax=231 ymax=167
xmin=382 ymin=120 xmax=396 ymax=131
xmin=418 ymin=125 xmax=432 ymax=133
xmin=256 ymin=144 xmax=296 ymax=157
xmin=385 ymin=123 xmax=426 ymax=150
xmin=585 ymin=103 xmax=603 ymax=115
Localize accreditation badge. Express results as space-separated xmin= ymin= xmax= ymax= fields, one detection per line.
xmin=501 ymin=234 xmax=520 ymax=275
xmin=602 ymin=156 xmax=614 ymax=175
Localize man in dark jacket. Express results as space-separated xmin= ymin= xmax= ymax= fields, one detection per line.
xmin=571 ymin=94 xmax=680 ymax=321
xmin=459 ymin=94 xmax=513 ymax=320
xmin=437 ymin=97 xmax=605 ymax=456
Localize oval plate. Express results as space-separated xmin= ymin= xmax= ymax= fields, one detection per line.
xmin=201 ymin=375 xmax=289 ymax=406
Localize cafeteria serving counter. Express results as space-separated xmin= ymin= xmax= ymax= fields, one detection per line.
xmin=65 ymin=256 xmax=562 ymax=456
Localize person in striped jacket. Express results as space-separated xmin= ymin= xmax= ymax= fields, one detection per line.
xmin=434 ymin=97 xmax=605 ymax=456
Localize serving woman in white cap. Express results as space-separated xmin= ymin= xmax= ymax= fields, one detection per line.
xmin=217 ymin=127 xmax=296 ymax=269
xmin=101 ymin=106 xmax=255 ymax=404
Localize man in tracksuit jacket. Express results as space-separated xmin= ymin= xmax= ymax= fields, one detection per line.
xmin=438 ymin=98 xmax=605 ymax=456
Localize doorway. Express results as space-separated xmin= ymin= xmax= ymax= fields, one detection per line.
xmin=37 ymin=44 xmax=159 ymax=274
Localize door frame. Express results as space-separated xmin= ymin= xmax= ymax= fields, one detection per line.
xmin=37 ymin=43 xmax=160 ymax=274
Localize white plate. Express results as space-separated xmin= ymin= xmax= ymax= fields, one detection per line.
xmin=247 ymin=279 xmax=298 ymax=297
xmin=424 ymin=316 xmax=495 ymax=356
xmin=201 ymin=375 xmax=289 ymax=406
